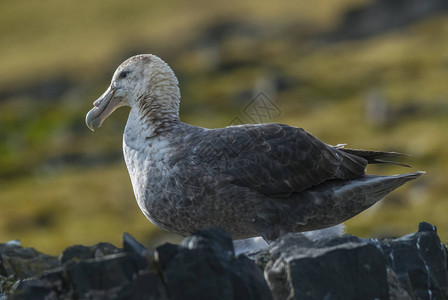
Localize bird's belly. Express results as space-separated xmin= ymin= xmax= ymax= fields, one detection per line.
xmin=123 ymin=143 xmax=261 ymax=237
xmin=138 ymin=185 xmax=212 ymax=236
xmin=137 ymin=178 xmax=262 ymax=238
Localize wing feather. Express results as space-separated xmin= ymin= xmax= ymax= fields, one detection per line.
xmin=187 ymin=123 xmax=367 ymax=196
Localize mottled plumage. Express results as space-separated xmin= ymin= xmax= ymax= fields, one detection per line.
xmin=86 ymin=54 xmax=423 ymax=241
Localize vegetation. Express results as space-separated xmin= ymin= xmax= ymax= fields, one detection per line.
xmin=0 ymin=0 xmax=447 ymax=254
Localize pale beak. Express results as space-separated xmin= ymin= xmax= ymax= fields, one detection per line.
xmin=85 ymin=86 xmax=118 ymax=131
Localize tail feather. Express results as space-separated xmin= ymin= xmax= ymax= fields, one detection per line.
xmin=333 ymin=171 xmax=425 ymax=204
xmin=287 ymin=171 xmax=425 ymax=234
xmin=335 ymin=146 xmax=411 ymax=168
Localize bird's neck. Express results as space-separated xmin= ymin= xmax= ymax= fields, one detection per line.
xmin=130 ymin=79 xmax=181 ymax=137
xmin=125 ymin=104 xmax=180 ymax=146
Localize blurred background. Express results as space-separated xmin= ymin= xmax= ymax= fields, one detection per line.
xmin=0 ymin=0 xmax=447 ymax=255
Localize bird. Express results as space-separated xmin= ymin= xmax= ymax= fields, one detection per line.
xmin=85 ymin=54 xmax=423 ymax=242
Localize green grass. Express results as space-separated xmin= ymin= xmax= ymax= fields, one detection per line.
xmin=0 ymin=0 xmax=366 ymax=89
xmin=0 ymin=163 xmax=163 ymax=254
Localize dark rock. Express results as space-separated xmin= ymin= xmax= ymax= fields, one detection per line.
xmin=154 ymin=243 xmax=180 ymax=271
xmin=60 ymin=242 xmax=121 ymax=264
xmin=180 ymin=227 xmax=235 ymax=260
xmin=63 ymin=253 xmax=159 ymax=299
xmin=59 ymin=245 xmax=93 ymax=264
xmin=9 ymin=278 xmax=56 ymax=300
xmin=387 ymin=268 xmax=412 ymax=300
xmin=11 ymin=265 xmax=165 ymax=300
xmin=1 ymin=275 xmax=17 ymax=298
xmin=123 ymin=232 xmax=151 ymax=257
xmin=0 ymin=253 xmax=7 ymax=277
xmin=419 ymin=221 xmax=438 ymax=233
xmin=250 ymin=233 xmax=388 ymax=300
xmin=10 ymin=237 xmax=165 ymax=300
xmin=0 ymin=242 xmax=59 ymax=279
xmin=288 ymin=243 xmax=388 ymax=299
xmin=130 ymin=269 xmax=168 ymax=299
xmin=377 ymin=223 xmax=448 ymax=299
xmin=8 ymin=229 xmax=271 ymax=299
xmin=3 ymin=223 xmax=448 ymax=299
xmin=156 ymin=228 xmax=272 ymax=300
xmin=248 ymin=222 xmax=448 ymax=300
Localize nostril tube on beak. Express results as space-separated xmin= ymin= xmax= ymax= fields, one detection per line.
xmin=85 ymin=86 xmax=118 ymax=131
xmin=93 ymin=99 xmax=102 ymax=107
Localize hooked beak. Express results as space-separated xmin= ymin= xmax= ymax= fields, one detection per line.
xmin=85 ymin=86 xmax=118 ymax=131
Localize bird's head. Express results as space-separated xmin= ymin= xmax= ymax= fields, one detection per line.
xmin=86 ymin=54 xmax=180 ymax=131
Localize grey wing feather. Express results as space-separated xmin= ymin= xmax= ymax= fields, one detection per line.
xmin=190 ymin=123 xmax=367 ymax=196
xmin=335 ymin=147 xmax=411 ymax=167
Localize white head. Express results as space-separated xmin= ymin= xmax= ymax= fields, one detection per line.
xmin=86 ymin=54 xmax=180 ymax=131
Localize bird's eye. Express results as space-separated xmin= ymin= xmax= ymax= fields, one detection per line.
xmin=119 ymin=71 xmax=130 ymax=79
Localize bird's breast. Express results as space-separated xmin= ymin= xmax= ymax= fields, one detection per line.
xmin=123 ymin=135 xmax=174 ymax=202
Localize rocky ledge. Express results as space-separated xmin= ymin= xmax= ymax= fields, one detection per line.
xmin=1 ymin=222 xmax=447 ymax=300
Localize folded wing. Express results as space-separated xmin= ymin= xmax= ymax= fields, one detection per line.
xmin=189 ymin=123 xmax=368 ymax=196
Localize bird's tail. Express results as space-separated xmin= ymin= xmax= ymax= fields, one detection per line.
xmin=335 ymin=145 xmax=411 ymax=167
xmin=297 ymin=171 xmax=425 ymax=232
xmin=332 ymin=171 xmax=425 ymax=204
